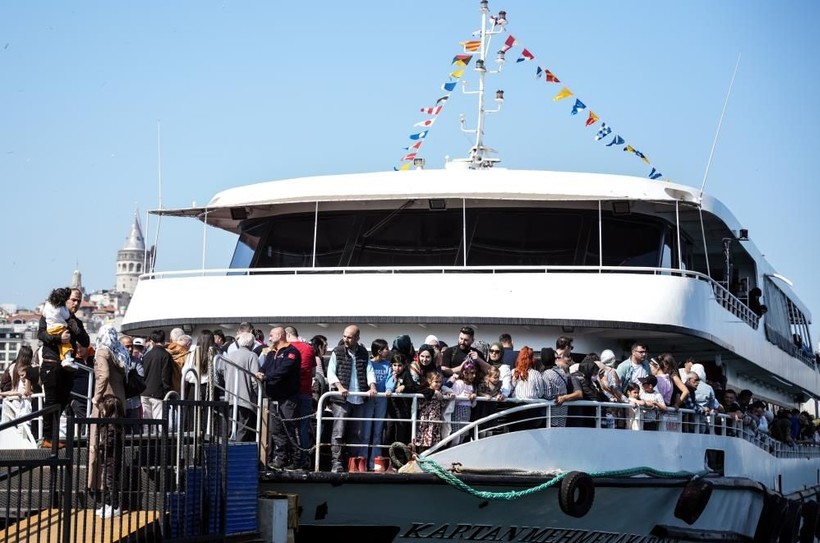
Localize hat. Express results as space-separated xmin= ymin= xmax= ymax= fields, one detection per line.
xmin=691 ymin=363 xmax=707 ymax=382
xmin=133 ymin=338 xmax=145 ymax=348
xmin=600 ymin=349 xmax=617 ymax=367
xmin=424 ymin=334 xmax=439 ymax=346
xmin=392 ymin=335 xmax=413 ymax=357
xmin=639 ymin=375 xmax=658 ymax=387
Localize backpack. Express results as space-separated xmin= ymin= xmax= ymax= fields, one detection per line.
xmin=0 ymin=367 xmax=11 ymax=393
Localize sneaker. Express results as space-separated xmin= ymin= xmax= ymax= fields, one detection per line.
xmin=267 ymin=458 xmax=286 ymax=470
xmin=331 ymin=462 xmax=344 ymax=474
xmin=96 ymin=505 xmax=121 ymax=519
xmin=61 ymin=357 xmax=78 ymax=370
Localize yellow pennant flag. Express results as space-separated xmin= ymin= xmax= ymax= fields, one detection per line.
xmin=449 ymin=69 xmax=465 ymax=79
xmin=553 ymin=87 xmax=573 ymax=101
xmin=399 ymin=162 xmax=411 ymax=171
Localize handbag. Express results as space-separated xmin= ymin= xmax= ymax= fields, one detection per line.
xmin=124 ymin=367 xmax=146 ymax=398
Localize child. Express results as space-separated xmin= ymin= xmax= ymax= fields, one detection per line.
xmin=385 ymin=353 xmax=416 ymax=448
xmin=624 ymin=382 xmax=642 ymax=431
xmin=360 ymin=339 xmax=392 ymax=470
xmin=414 ymin=370 xmax=452 ymax=452
xmin=473 ymin=365 xmax=508 ymax=434
xmin=637 ymin=375 xmax=667 ymax=431
xmin=43 ymin=287 xmax=77 ymax=370
xmin=96 ymin=394 xmax=124 ymax=518
xmin=449 ymin=361 xmax=478 ymax=444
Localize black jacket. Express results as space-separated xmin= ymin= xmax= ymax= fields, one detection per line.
xmin=37 ymin=315 xmax=89 ymax=362
xmin=142 ymin=346 xmax=173 ymax=399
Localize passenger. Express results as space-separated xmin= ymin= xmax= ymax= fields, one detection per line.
xmin=649 ymin=358 xmax=672 ymax=404
xmin=359 ymin=339 xmax=391 ymax=471
xmin=392 ymin=335 xmax=415 ymax=365
xmin=637 ymin=375 xmax=666 ymax=431
xmin=748 ymin=287 xmax=767 ymax=316
xmin=42 ymin=287 xmax=77 ymax=369
xmin=258 ymin=326 xmax=301 ymax=470
xmin=721 ymin=388 xmax=738 ymax=411
xmin=441 ymin=326 xmax=485 ymax=374
xmin=285 ymin=326 xmax=317 ymax=467
xmin=213 ymin=329 xmax=228 ymax=354
xmin=414 ymin=369 xmax=453 ymax=452
xmin=140 ymin=329 xmax=173 ymax=421
xmin=725 ymin=402 xmax=744 ymax=437
xmin=309 ymin=334 xmax=328 ymax=380
xmin=93 ymin=394 xmax=125 ymax=519
xmin=498 ymin=333 xmax=517 ymax=367
xmin=410 ymin=344 xmax=438 ymax=384
xmin=769 ymin=410 xmax=795 ymax=446
xmin=538 ymin=347 xmax=556 ymax=373
xmin=616 ymin=342 xmax=650 ymax=393
xmin=0 ymin=346 xmax=34 ymax=436
xmin=119 ymin=335 xmax=144 ymax=422
xmin=691 ymin=365 xmax=721 ymax=433
xmin=542 ymin=345 xmax=580 ymax=428
xmin=595 ymin=350 xmax=622 ymax=428
xmin=224 ymin=332 xmax=259 ymax=443
xmin=738 ymin=389 xmax=754 ymax=413
xmin=181 ymin=331 xmax=215 ymax=402
xmin=385 ymin=353 xmax=416 ymax=448
xmin=474 ymin=365 xmax=507 ymax=423
xmin=166 ymin=330 xmax=190 ymax=395
xmin=678 ymin=357 xmax=694 ymax=382
xmin=510 ymin=346 xmax=546 ymax=430
xmin=449 ymin=361 xmax=478 ymax=445
xmin=681 ymin=372 xmax=710 ymax=433
xmin=658 ymin=354 xmax=688 ymax=432
xmin=326 ymin=325 xmax=371 ymax=473
xmin=568 ymin=358 xmax=600 ymax=428
xmin=624 ymin=383 xmax=642 ymax=430
xmin=485 ymin=343 xmax=512 ymax=394
xmin=554 ymin=336 xmax=574 ymax=365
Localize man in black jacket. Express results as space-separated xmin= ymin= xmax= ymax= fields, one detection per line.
xmin=37 ymin=288 xmax=89 ymax=447
xmin=140 ymin=329 xmax=174 ymax=420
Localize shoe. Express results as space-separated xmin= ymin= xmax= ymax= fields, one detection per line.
xmin=267 ymin=458 xmax=286 ymax=470
xmin=331 ymin=462 xmax=344 ymax=474
xmin=347 ymin=457 xmax=359 ymax=472
xmin=61 ymin=357 xmax=78 ymax=370
xmin=41 ymin=440 xmax=52 ymax=449
xmin=356 ymin=456 xmax=367 ymax=473
xmin=96 ymin=505 xmax=121 ymax=519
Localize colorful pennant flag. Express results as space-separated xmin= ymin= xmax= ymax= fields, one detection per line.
xmin=414 ymin=118 xmax=436 ymax=128
xmin=571 ymin=99 xmax=587 ymax=115
xmin=553 ymin=87 xmax=574 ymax=101
xmin=452 ymin=54 xmax=473 ymax=66
xmin=649 ymin=168 xmax=663 ymax=180
xmin=402 ymin=153 xmax=417 ymax=161
xmin=545 ymin=69 xmax=560 ymax=83
xmin=517 ymin=48 xmax=534 ymax=62
xmin=449 ymin=68 xmax=465 ymax=79
xmin=585 ymin=111 xmax=599 ymax=127
xmin=606 ymin=135 xmax=625 ymax=147
xmin=624 ymin=145 xmax=650 ymax=164
xmin=442 ymin=81 xmax=457 ymax=92
xmin=419 ymin=105 xmax=443 ymax=115
xmin=461 ymin=40 xmax=481 ymax=52
xmin=501 ymin=35 xmax=517 ymax=52
xmin=404 ymin=141 xmax=423 ymax=151
xmin=594 ymin=123 xmax=612 ymax=141
xmin=409 ymin=130 xmax=428 ymax=140
xmin=536 ymin=66 xmax=544 ymax=79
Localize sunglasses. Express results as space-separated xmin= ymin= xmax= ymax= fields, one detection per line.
xmin=489 ymin=349 xmax=502 ymax=354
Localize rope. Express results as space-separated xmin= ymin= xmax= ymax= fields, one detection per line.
xmin=414 ymin=456 xmax=710 ymax=501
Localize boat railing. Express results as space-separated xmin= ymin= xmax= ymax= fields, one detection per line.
xmin=138 ymin=264 xmax=759 ymax=329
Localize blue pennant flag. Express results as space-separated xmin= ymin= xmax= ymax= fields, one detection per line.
xmin=409 ymin=130 xmax=428 ymax=140
xmin=570 ymin=99 xmax=586 ymax=115
xmin=441 ymin=81 xmax=457 ymax=92
xmin=649 ymin=168 xmax=663 ymax=180
xmin=606 ymin=135 xmax=625 ymax=147
xmin=594 ymin=123 xmax=612 ymax=141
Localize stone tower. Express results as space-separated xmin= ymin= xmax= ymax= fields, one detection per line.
xmin=116 ymin=213 xmax=147 ymax=295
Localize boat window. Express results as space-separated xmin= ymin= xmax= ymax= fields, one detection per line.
xmin=762 ymin=276 xmax=814 ymax=364
xmin=243 ymin=207 xmax=680 ymax=269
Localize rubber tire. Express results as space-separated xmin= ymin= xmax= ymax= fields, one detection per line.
xmin=779 ymin=500 xmax=802 ymax=543
xmin=674 ymin=478 xmax=714 ymax=525
xmin=799 ymin=500 xmax=818 ymax=543
xmin=755 ymin=493 xmax=788 ymax=543
xmin=558 ymin=471 xmax=595 ymax=518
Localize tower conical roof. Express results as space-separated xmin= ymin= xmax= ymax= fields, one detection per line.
xmin=122 ymin=213 xmax=146 ymax=251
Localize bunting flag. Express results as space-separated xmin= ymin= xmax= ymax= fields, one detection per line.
xmin=585 ymin=111 xmax=599 ymax=127
xmin=606 ymin=135 xmax=625 ymax=147
xmin=461 ymin=40 xmax=481 ymax=52
xmin=409 ymin=130 xmax=428 ymax=140
xmin=414 ymin=118 xmax=437 ymax=128
xmin=449 ymin=68 xmax=465 ymax=79
xmin=624 ymin=145 xmax=650 ymax=164
xmin=419 ymin=105 xmax=443 ymax=115
xmin=516 ymin=48 xmax=534 ymax=63
xmin=501 ymin=35 xmax=517 ymax=52
xmin=649 ymin=168 xmax=663 ymax=180
xmin=435 ymin=95 xmax=449 ymax=106
xmin=595 ymin=123 xmax=612 ymax=141
xmin=545 ymin=69 xmax=560 ymax=83
xmin=570 ymin=99 xmax=586 ymax=115
xmin=452 ymin=54 xmax=473 ymax=66
xmin=402 ymin=152 xmax=417 ymax=161
xmin=395 ymin=162 xmax=411 ymax=171
xmin=553 ymin=87 xmax=574 ymax=101
xmin=536 ymin=66 xmax=543 ymax=79
xmin=442 ymin=81 xmax=457 ymax=92
xmin=404 ymin=141 xmax=423 ymax=151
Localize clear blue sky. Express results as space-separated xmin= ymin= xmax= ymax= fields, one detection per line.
xmin=2 ymin=1 xmax=819 ymax=343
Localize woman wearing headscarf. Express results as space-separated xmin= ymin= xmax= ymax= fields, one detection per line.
xmin=88 ymin=324 xmax=128 ymax=495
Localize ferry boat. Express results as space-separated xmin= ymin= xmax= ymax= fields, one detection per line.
xmin=121 ymin=2 xmax=820 ymax=541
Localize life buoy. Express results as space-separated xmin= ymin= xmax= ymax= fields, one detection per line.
xmin=778 ymin=500 xmax=802 ymax=543
xmin=673 ymin=478 xmax=713 ymax=525
xmin=754 ymin=493 xmax=788 ymax=543
xmin=558 ymin=471 xmax=595 ymax=518
xmin=798 ymin=500 xmax=818 ymax=543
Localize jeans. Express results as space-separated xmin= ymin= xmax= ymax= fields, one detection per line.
xmin=358 ymin=396 xmax=388 ymax=470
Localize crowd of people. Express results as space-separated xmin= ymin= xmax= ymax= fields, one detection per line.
xmin=2 ymin=287 xmax=820 ymax=484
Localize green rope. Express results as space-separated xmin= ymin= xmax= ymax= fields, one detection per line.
xmin=415 ymin=456 xmax=709 ymax=501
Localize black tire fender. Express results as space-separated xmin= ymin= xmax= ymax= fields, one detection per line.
xmin=799 ymin=500 xmax=818 ymax=543
xmin=755 ymin=493 xmax=789 ymax=543
xmin=673 ymin=478 xmax=714 ymax=525
xmin=558 ymin=471 xmax=595 ymax=518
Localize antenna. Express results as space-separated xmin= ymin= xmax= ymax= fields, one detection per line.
xmin=699 ymin=54 xmax=741 ymax=201
xmin=151 ymin=120 xmax=163 ymax=272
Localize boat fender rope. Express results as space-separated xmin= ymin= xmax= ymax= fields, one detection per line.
xmin=558 ymin=471 xmax=595 ymax=518
xmin=388 ymin=442 xmax=412 ymax=469
xmin=413 ymin=457 xmax=708 ymax=502
xmin=673 ymin=477 xmax=714 ymax=525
